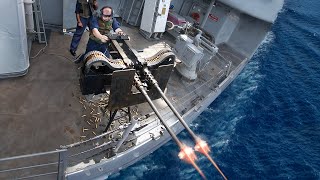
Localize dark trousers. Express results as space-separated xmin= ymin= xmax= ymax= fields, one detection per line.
xmin=70 ymin=16 xmax=91 ymax=51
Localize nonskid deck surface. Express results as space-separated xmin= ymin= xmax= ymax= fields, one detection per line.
xmin=0 ymin=23 xmax=246 ymax=174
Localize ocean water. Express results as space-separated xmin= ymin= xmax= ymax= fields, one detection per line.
xmin=109 ymin=1 xmax=320 ymax=179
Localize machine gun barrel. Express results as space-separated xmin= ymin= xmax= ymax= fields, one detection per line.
xmin=134 ymin=74 xmax=207 ymax=180
xmin=134 ymin=74 xmax=182 ymax=147
xmin=144 ymin=68 xmax=198 ymax=140
xmin=143 ymin=68 xmax=228 ymax=180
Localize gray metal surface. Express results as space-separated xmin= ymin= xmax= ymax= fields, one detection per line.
xmin=227 ymin=13 xmax=271 ymax=57
xmin=172 ymin=0 xmax=284 ymax=23
xmin=119 ymin=0 xmax=145 ymax=26
xmin=218 ymin=0 xmax=284 ymax=23
xmin=41 ymin=0 xmax=63 ymax=26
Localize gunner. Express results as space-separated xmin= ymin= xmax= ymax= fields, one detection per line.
xmin=75 ymin=6 xmax=124 ymax=63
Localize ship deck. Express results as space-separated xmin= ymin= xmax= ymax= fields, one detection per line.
xmin=0 ymin=22 xmax=246 ymax=167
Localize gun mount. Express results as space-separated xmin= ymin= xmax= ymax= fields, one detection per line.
xmin=79 ymin=34 xmax=175 ymax=96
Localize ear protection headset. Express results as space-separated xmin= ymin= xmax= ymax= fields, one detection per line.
xmin=100 ymin=6 xmax=113 ymax=17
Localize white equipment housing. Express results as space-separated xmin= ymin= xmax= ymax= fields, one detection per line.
xmin=174 ymin=34 xmax=219 ymax=80
xmin=140 ymin=0 xmax=171 ymax=39
xmin=0 ymin=0 xmax=30 ymax=78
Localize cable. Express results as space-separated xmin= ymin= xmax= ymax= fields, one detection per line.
xmin=30 ymin=44 xmax=47 ymax=59
xmin=30 ymin=48 xmax=75 ymax=63
xmin=44 ymin=52 xmax=75 ymax=62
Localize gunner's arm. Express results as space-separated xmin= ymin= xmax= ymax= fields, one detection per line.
xmin=112 ymin=18 xmax=124 ymax=35
xmin=75 ymin=2 xmax=82 ymax=25
xmin=92 ymin=28 xmax=109 ymax=42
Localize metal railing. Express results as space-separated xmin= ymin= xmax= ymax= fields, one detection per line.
xmin=0 ymin=149 xmax=67 ymax=180
xmin=61 ymin=127 xmax=122 ymax=168
xmin=0 ymin=127 xmax=124 ymax=179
